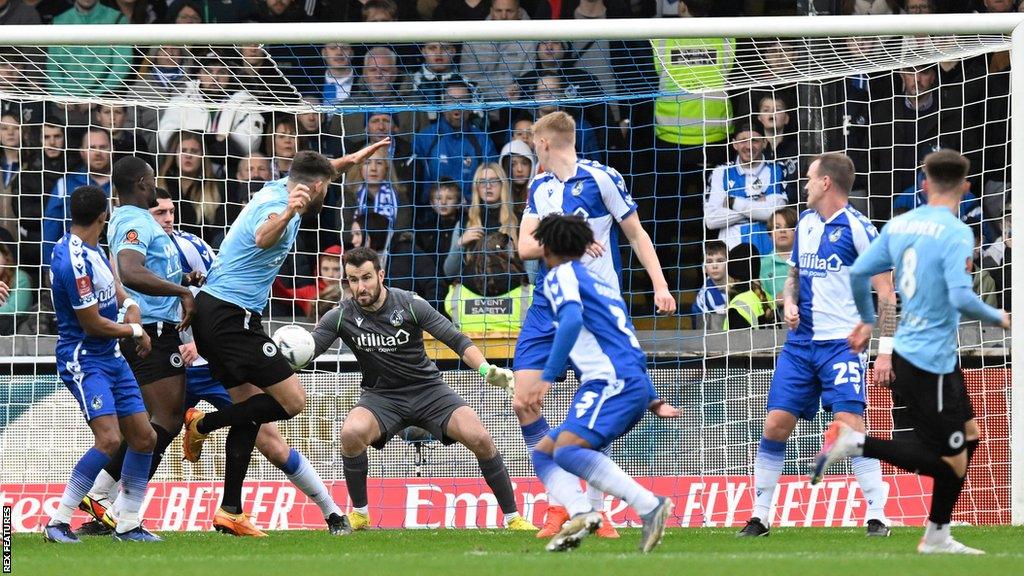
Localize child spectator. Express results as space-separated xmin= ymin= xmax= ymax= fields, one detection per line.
xmin=272 ymin=245 xmax=345 ymax=321
xmin=415 ymin=178 xmax=463 ymax=279
xmin=760 ymin=206 xmax=798 ymax=303
xmin=691 ymin=240 xmax=727 ymax=329
xmin=0 ymin=242 xmax=32 ymax=334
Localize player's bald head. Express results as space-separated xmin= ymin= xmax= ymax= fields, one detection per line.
xmin=113 ymin=156 xmax=154 ymax=197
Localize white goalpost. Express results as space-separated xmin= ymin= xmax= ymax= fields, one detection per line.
xmin=0 ymin=13 xmax=1020 ymax=530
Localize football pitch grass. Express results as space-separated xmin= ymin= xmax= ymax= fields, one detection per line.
xmin=11 ymin=526 xmax=1024 ymax=575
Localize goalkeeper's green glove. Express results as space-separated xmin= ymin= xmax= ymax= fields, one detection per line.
xmin=479 ymin=362 xmax=514 ymax=396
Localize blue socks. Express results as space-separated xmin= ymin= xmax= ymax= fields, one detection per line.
xmin=51 ymin=447 xmax=110 ymax=525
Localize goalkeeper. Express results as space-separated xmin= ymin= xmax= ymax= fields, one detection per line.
xmin=308 ymin=246 xmax=535 ymax=531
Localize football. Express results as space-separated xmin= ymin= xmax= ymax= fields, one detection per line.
xmin=272 ymin=325 xmax=316 ymax=370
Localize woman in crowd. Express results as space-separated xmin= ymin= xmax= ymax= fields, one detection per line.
xmin=344 ymin=145 xmax=412 ymax=233
xmin=0 ymin=243 xmax=33 ymax=335
xmin=265 ymin=113 xmax=299 ymax=179
xmin=158 ymin=131 xmax=226 ymax=244
xmin=498 ymin=138 xmax=537 ymax=220
xmin=443 ymin=162 xmax=519 ymax=278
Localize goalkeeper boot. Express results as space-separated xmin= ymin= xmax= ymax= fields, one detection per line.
xmin=865 ymin=519 xmax=891 ymax=537
xmin=43 ymin=523 xmax=80 ymax=544
xmin=638 ymin=496 xmax=674 ymax=553
xmin=349 ymin=509 xmax=371 ymax=531
xmin=505 ymin=514 xmax=538 ymax=531
xmin=536 ymin=505 xmax=570 ymax=538
xmin=79 ymin=495 xmax=116 ymax=530
xmin=546 ymin=511 xmax=602 ymax=552
xmin=213 ymin=508 xmax=268 ymax=537
xmin=737 ymin=517 xmax=770 ymax=537
xmin=810 ymin=421 xmax=860 ymax=485
xmin=918 ymin=537 xmax=985 ymax=555
xmin=112 ymin=526 xmax=162 ymax=542
xmin=182 ymin=408 xmax=208 ymax=463
xmin=596 ymin=513 xmax=620 ymax=538
xmin=326 ymin=513 xmax=352 ymax=536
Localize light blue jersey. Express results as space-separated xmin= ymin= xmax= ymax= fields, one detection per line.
xmin=542 ymin=261 xmax=647 ymax=384
xmin=202 ymin=178 xmax=300 ymax=313
xmin=107 ymin=204 xmax=182 ymax=324
xmin=851 ymin=205 xmax=1000 ymax=374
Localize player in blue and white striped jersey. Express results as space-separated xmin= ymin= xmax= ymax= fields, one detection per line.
xmin=528 ymin=214 xmax=678 ymax=553
xmin=43 ymin=185 xmax=159 ymax=543
xmin=738 ymin=153 xmax=896 ymax=538
xmin=819 ymin=150 xmax=1009 ymax=555
xmin=704 ymin=124 xmax=788 ymax=256
xmin=514 ymin=111 xmax=676 ymax=537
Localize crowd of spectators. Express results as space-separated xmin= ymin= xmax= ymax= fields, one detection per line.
xmin=0 ymin=0 xmax=1016 ymax=334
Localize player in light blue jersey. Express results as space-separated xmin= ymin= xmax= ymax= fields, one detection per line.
xmin=738 ymin=153 xmax=895 ymax=538
xmin=514 ymin=111 xmax=676 ymax=538
xmin=76 ymin=158 xmax=202 ymax=535
xmin=816 ymin=150 xmax=1009 ymax=555
xmin=157 ymin=190 xmax=351 ymax=535
xmin=43 ymin=185 xmax=159 ymax=543
xmin=182 ymin=141 xmax=388 ymax=535
xmin=528 ymin=214 xmax=679 ymax=553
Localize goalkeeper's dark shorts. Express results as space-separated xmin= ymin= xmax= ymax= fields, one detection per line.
xmin=355 ymin=382 xmax=468 ymax=450
xmin=890 ymin=352 xmax=975 ymax=456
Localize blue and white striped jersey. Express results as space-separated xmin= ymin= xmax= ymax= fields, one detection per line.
xmin=542 ymin=261 xmax=647 ymax=385
xmin=789 ymin=206 xmax=878 ymax=342
xmin=171 ymin=229 xmax=216 ymax=368
xmin=50 ymin=233 xmax=119 ymax=357
xmin=525 ymin=159 xmax=637 ymax=294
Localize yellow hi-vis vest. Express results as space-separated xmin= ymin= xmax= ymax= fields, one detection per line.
xmin=444 ymin=283 xmax=531 ymax=333
xmin=723 ymin=290 xmax=770 ymax=330
xmin=653 ymin=37 xmax=735 ymax=146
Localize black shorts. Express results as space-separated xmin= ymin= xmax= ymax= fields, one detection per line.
xmin=890 ymin=352 xmax=975 ymax=456
xmin=355 ymin=383 xmax=469 ymax=450
xmin=191 ymin=291 xmax=294 ymax=389
xmin=121 ymin=322 xmax=185 ymax=386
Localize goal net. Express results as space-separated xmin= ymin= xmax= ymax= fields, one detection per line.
xmin=0 ymin=16 xmax=1018 ymax=531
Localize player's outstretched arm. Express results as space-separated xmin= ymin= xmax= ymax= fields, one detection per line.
xmin=309 ymin=306 xmax=344 ymax=361
xmin=329 ymin=138 xmax=392 ymax=177
xmin=255 ymin=184 xmax=311 ymax=248
xmin=619 ymin=213 xmax=676 ymax=314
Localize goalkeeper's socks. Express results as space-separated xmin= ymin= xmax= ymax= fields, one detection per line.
xmin=753 ymin=437 xmax=785 ymax=523
xmin=51 ymin=447 xmax=110 ymax=525
xmin=343 ymin=452 xmax=370 ymax=509
xmin=220 ymin=422 xmax=260 ymax=513
xmin=851 ymin=456 xmax=888 ymax=522
xmin=116 ymin=448 xmax=152 ymax=533
xmin=478 ymin=454 xmax=518 ymax=515
xmin=280 ymin=449 xmax=342 ymax=519
xmin=553 ymin=445 xmax=659 ymax=517
xmin=197 ymin=394 xmax=290 ymax=435
xmin=520 ymin=417 xmax=550 ymax=452
xmin=531 ymin=449 xmax=590 ymax=517
xmin=862 ymin=437 xmax=959 ymax=481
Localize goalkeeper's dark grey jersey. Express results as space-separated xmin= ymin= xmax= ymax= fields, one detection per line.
xmin=312 ymin=288 xmax=473 ymax=390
